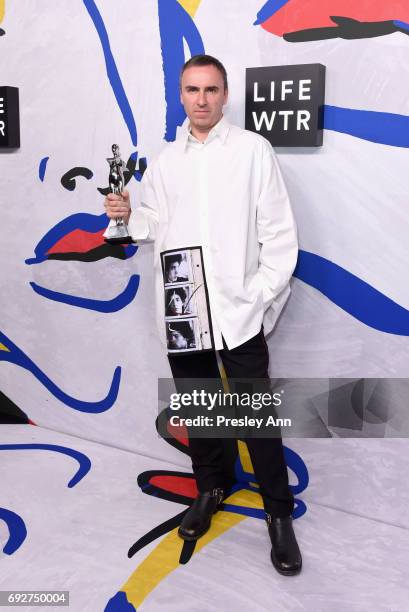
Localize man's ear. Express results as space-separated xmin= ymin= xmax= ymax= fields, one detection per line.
xmin=223 ymin=88 xmax=229 ymax=105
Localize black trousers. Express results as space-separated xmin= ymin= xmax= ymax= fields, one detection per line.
xmin=168 ymin=326 xmax=294 ymax=518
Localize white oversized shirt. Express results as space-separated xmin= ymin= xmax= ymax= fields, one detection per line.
xmin=104 ymin=114 xmax=298 ymax=352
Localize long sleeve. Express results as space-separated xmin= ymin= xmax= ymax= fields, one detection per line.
xmin=103 ymin=163 xmax=160 ymax=243
xmin=254 ymin=140 xmax=298 ymax=312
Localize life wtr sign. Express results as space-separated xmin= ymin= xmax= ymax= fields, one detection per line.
xmin=245 ymin=64 xmax=325 ymax=147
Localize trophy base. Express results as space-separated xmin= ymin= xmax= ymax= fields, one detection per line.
xmin=104 ymin=222 xmax=135 ymax=245
xmin=104 ymin=236 xmax=135 ymax=245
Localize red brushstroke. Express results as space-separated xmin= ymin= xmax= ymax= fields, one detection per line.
xmin=167 ymin=422 xmax=189 ymax=446
xmin=47 ymin=229 xmax=106 ymax=255
xmin=150 ymin=474 xmax=198 ymax=498
xmin=261 ymin=0 xmax=409 ymax=36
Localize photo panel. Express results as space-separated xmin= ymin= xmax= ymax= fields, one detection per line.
xmin=166 ymin=318 xmax=199 ymax=354
xmin=162 ymin=250 xmax=193 ymax=286
xmin=161 ymin=246 xmax=215 ymax=355
xmin=165 ymin=284 xmax=196 ymax=317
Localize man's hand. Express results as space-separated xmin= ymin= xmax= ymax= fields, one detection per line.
xmin=104 ymin=189 xmax=131 ymax=224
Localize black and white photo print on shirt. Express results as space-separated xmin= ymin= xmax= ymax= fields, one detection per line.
xmin=161 ymin=247 xmax=215 ymax=355
xmin=162 ymin=251 xmax=191 ymax=285
xmin=165 ymin=285 xmax=195 ymax=317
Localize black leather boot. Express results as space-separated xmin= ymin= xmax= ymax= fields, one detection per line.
xmin=178 ymin=488 xmax=224 ymax=541
xmin=266 ymin=513 xmax=302 ymax=576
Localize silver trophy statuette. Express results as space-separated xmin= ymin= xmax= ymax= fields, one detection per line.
xmin=103 ymin=144 xmax=134 ymax=244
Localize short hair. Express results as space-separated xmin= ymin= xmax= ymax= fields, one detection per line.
xmin=165 ymin=254 xmax=182 ymax=273
xmin=180 ymin=54 xmax=228 ymax=91
xmin=168 ymin=320 xmax=194 ymax=341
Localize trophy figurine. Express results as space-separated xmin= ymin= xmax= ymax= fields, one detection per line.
xmin=103 ymin=144 xmax=134 ymax=244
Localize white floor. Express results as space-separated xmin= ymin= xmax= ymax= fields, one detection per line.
xmin=1 ymin=425 xmax=408 ymax=611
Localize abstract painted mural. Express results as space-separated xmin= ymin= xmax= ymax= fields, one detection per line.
xmin=1 ymin=1 xmax=409 ymax=609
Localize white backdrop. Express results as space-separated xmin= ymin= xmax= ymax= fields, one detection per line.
xmin=1 ymin=0 xmax=409 ymax=459
xmin=2 ymin=3 xmax=409 ymax=610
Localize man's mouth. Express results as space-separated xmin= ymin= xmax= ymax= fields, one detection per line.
xmin=24 ymin=212 xmax=140 ymax=312
xmin=25 ymin=212 xmax=137 ymax=265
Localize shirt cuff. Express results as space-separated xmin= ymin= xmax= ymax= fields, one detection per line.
xmin=127 ymin=210 xmax=150 ymax=241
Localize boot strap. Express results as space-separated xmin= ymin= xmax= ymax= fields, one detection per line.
xmin=211 ymin=488 xmax=224 ymax=504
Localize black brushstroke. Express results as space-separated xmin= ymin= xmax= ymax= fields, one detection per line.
xmin=47 ymin=243 xmax=127 ymax=262
xmin=179 ymin=540 xmax=197 ymax=564
xmin=135 ymin=157 xmax=147 ymax=181
xmin=284 ymin=17 xmax=408 ymax=42
xmin=127 ymin=509 xmax=188 ymax=558
xmin=61 ymin=167 xmax=93 ymax=191
xmin=0 ymin=392 xmax=29 ymax=424
xmin=0 ymin=28 xmax=5 ymax=36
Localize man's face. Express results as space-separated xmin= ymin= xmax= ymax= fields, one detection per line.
xmin=167 ymin=262 xmax=180 ymax=282
xmin=168 ymin=292 xmax=183 ymax=315
xmin=180 ymin=64 xmax=228 ymax=134
xmin=169 ymin=330 xmax=187 ymax=349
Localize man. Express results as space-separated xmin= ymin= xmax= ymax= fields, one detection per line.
xmin=167 ymin=320 xmax=196 ymax=351
xmin=164 ymin=254 xmax=188 ymax=283
xmin=165 ymin=287 xmax=188 ymax=316
xmin=104 ymin=54 xmax=302 ymax=575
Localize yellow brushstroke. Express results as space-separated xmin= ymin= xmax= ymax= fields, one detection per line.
xmin=121 ymin=345 xmax=264 ymax=606
xmin=224 ymin=488 xmax=263 ymax=510
xmin=122 ymin=489 xmax=262 ymax=608
xmin=237 ymin=439 xmax=256 ymax=477
xmin=177 ymin=0 xmax=202 ymax=18
xmin=0 ymin=1 xmax=4 ymax=24
xmin=0 ymin=343 xmax=10 ymax=352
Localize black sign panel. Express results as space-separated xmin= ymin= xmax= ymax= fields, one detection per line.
xmin=0 ymin=86 xmax=20 ymax=148
xmin=245 ymin=63 xmax=325 ymax=147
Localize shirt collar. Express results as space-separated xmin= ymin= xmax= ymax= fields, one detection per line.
xmin=176 ymin=114 xmax=230 ymax=151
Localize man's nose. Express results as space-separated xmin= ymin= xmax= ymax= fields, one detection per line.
xmin=197 ymin=90 xmax=207 ymax=106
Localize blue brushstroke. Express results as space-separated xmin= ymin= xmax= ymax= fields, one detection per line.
xmin=0 ymin=444 xmax=91 ymax=487
xmin=124 ymin=243 xmax=137 ymax=258
xmin=25 ymin=212 xmax=137 ymax=265
xmin=253 ymin=0 xmax=291 ymax=25
xmin=394 ymin=20 xmax=409 ymax=31
xmin=0 ymin=330 xmax=121 ymax=413
xmin=295 ymin=250 xmax=409 ymax=335
xmin=38 ymin=157 xmax=49 ymax=182
xmin=29 ymin=274 xmax=140 ymax=313
xmin=324 ymin=105 xmax=409 ymax=148
xmin=0 ymin=508 xmax=27 ymax=555
xmin=158 ymin=0 xmax=205 ymax=142
xmin=134 ymin=157 xmax=147 ymax=182
xmin=105 ymin=591 xmax=136 ymax=611
xmin=83 ymin=0 xmax=137 ymax=146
